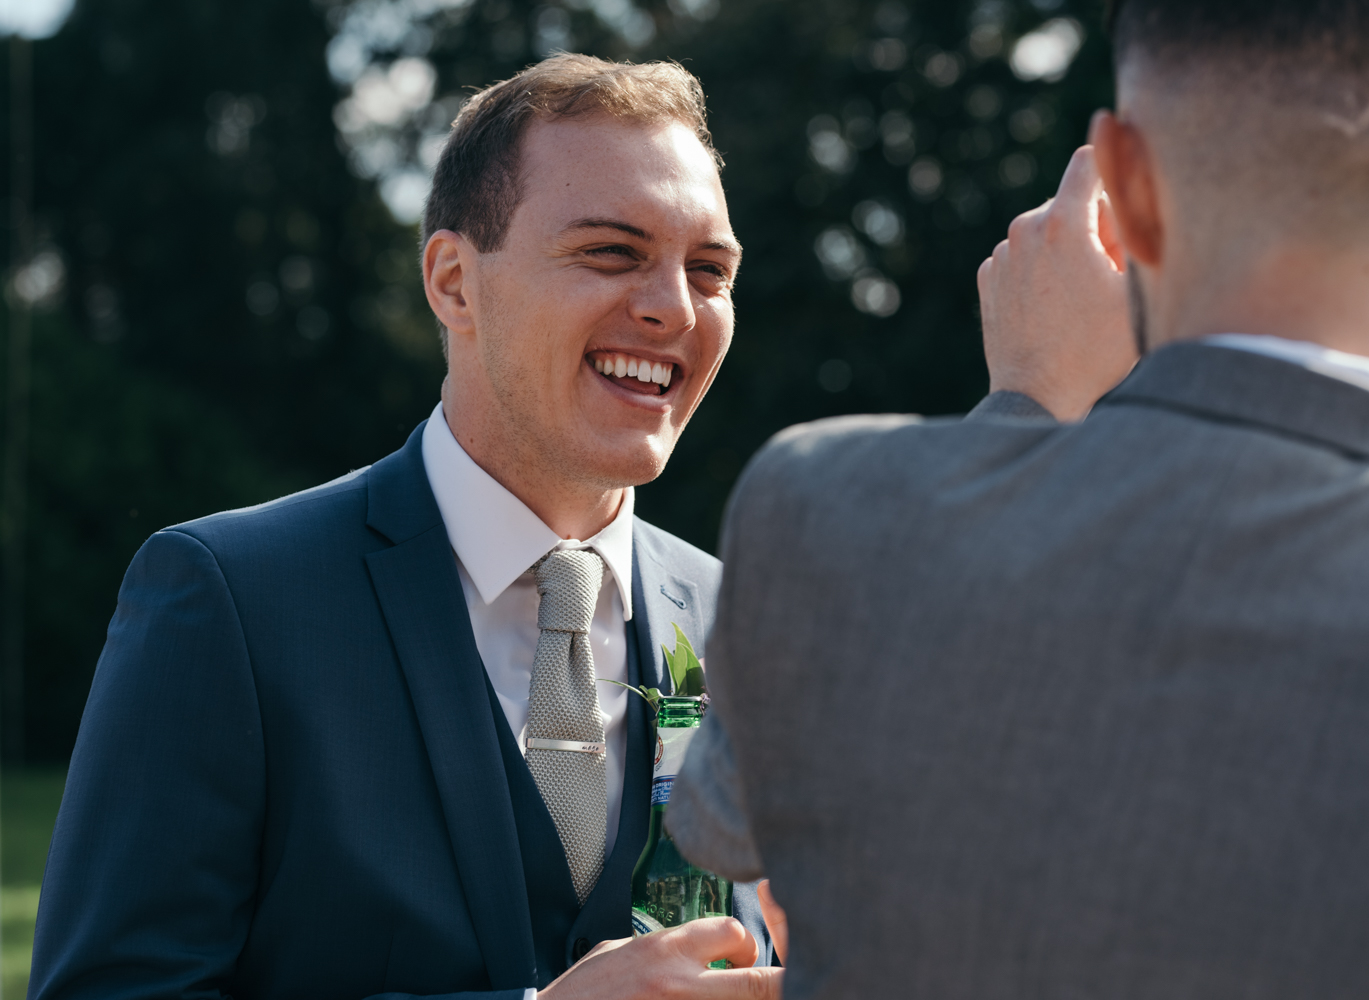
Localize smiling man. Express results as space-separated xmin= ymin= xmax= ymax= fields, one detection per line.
xmin=29 ymin=56 xmax=779 ymax=1000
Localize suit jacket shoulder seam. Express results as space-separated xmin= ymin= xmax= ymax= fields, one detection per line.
xmin=182 ymin=476 xmax=371 ymax=529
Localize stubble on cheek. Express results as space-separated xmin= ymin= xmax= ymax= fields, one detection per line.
xmin=478 ymin=315 xmax=667 ymax=490
xmin=471 ymin=279 xmax=558 ymax=469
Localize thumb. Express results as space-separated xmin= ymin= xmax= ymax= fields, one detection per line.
xmin=668 ymin=916 xmax=760 ymax=969
xmin=757 ymin=879 xmax=789 ymax=966
xmin=1095 ymin=191 xmax=1127 ymax=273
xmin=1051 ymin=144 xmax=1103 ymax=219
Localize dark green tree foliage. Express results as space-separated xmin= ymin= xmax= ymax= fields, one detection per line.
xmin=3 ymin=0 xmax=1111 ymax=759
xmin=8 ymin=0 xmax=450 ymax=758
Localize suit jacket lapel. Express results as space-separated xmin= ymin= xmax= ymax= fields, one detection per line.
xmin=363 ymin=424 xmax=536 ymax=989
xmin=631 ymin=520 xmax=707 ymax=693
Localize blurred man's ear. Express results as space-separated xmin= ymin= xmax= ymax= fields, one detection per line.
xmin=1090 ymin=110 xmax=1164 ymax=269
xmin=423 ymin=229 xmax=477 ymax=346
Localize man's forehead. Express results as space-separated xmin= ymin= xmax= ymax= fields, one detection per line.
xmin=519 ymin=117 xmax=735 ymax=248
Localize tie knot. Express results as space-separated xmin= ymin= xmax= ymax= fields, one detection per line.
xmin=533 ymin=549 xmax=605 ymax=634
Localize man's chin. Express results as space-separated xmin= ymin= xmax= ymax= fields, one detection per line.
xmin=572 ymin=433 xmax=675 ymax=490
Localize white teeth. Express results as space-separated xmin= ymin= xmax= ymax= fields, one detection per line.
xmin=594 ymin=353 xmax=674 ymax=388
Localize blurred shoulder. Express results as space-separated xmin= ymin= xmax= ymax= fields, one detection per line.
xmin=633 ymin=516 xmax=721 ymax=586
xmin=732 ymin=410 xmax=1058 ymax=514
xmin=736 ymin=413 xmax=926 ymax=498
xmin=758 ymin=412 xmax=924 ymax=464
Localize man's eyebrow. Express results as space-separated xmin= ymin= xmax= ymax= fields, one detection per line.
xmin=560 ymin=218 xmax=652 ymax=240
xmin=700 ymin=238 xmax=743 ymax=256
xmin=559 ymin=218 xmax=742 ymax=256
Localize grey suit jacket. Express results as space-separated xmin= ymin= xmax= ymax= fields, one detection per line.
xmin=671 ymin=343 xmax=1369 ymax=999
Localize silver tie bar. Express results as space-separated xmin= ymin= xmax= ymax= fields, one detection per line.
xmin=526 ymin=737 xmax=606 ymax=754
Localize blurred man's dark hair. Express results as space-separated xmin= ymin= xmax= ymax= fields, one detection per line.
xmin=1107 ymin=0 xmax=1369 ymax=67
xmin=421 ymin=54 xmax=719 ymax=256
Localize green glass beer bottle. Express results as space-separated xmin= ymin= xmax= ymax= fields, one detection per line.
xmin=630 ymin=696 xmax=733 ymax=968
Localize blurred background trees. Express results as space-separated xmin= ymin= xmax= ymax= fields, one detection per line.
xmin=0 ymin=0 xmax=1112 ymax=763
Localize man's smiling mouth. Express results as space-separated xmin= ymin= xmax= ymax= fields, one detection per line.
xmin=588 ymin=351 xmax=677 ymax=396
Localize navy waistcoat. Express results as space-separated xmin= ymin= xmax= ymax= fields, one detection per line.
xmin=484 ymin=618 xmax=653 ymax=988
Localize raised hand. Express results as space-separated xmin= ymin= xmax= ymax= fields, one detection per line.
xmin=977 ymin=144 xmax=1138 ymax=421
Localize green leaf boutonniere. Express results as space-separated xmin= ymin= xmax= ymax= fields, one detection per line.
xmin=598 ymin=622 xmax=706 ymax=714
xmin=661 ymin=623 xmax=706 ymax=697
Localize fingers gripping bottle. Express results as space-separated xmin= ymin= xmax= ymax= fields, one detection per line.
xmin=629 ymin=696 xmax=734 ymax=967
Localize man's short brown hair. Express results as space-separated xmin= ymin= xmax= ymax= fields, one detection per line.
xmin=421 ymin=54 xmax=721 ymax=255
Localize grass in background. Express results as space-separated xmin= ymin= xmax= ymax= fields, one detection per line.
xmin=2 ymin=770 xmax=67 ymax=1000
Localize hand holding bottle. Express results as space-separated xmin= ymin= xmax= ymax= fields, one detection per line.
xmin=538 ymin=917 xmax=781 ymax=1000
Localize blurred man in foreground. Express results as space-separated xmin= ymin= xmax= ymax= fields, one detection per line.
xmin=674 ymin=1 xmax=1369 ymax=997
xmin=31 ymin=55 xmax=779 ymax=1000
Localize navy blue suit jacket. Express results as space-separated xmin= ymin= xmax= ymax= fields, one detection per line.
xmin=30 ymin=423 xmax=770 ymax=1000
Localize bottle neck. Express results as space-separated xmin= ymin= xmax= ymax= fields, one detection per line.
xmin=656 ymin=696 xmax=705 ymax=728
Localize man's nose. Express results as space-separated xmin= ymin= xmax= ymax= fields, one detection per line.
xmin=629 ymin=263 xmax=695 ymax=335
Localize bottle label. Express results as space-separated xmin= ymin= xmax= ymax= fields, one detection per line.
xmin=631 ymin=909 xmax=665 ymax=937
xmin=650 ymin=776 xmax=674 ymax=807
xmin=650 ymin=725 xmax=695 ymax=808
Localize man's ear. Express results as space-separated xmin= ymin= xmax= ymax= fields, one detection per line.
xmin=423 ymin=229 xmax=476 ymax=343
xmin=1090 ymin=110 xmax=1164 ymax=268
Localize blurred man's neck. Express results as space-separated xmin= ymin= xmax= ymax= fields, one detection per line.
xmin=1149 ymin=240 xmax=1369 ymax=358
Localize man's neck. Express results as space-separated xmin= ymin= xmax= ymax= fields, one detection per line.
xmin=443 ymin=404 xmax=624 ymax=542
xmin=1153 ymin=240 xmax=1369 ymax=356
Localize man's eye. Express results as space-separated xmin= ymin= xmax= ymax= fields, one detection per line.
xmin=587 ymin=245 xmax=634 ymax=259
xmin=692 ymin=263 xmax=730 ymax=280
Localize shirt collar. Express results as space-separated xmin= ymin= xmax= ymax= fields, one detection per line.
xmin=420 ymin=402 xmax=635 ymax=619
xmin=1204 ymin=333 xmax=1369 ymax=394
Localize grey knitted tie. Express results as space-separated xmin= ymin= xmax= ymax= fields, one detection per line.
xmin=526 ymin=549 xmax=608 ymax=905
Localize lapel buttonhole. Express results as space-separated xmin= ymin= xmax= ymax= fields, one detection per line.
xmin=659 ymin=584 xmax=686 ymax=609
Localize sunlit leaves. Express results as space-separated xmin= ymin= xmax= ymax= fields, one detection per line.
xmin=662 ymin=623 xmax=706 ymax=697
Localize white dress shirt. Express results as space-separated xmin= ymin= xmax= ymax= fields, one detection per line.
xmin=421 ymin=402 xmax=635 ymax=861
xmin=1205 ymin=333 xmax=1369 ymax=393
